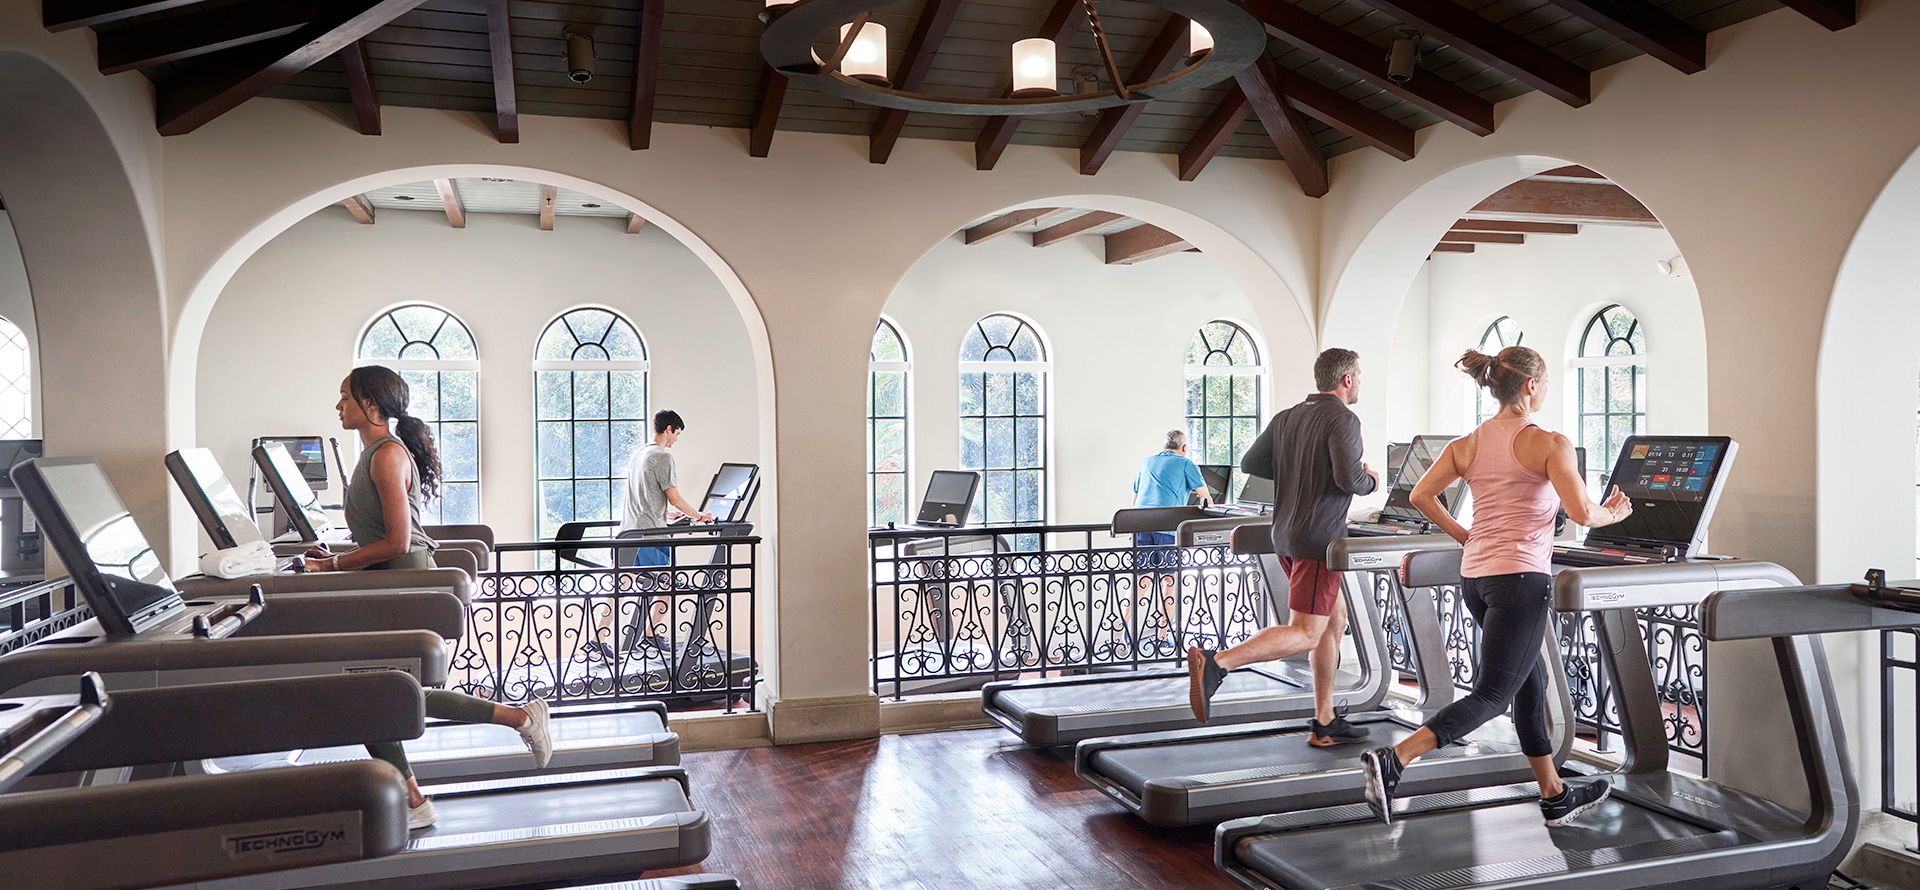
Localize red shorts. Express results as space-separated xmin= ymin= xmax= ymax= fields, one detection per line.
xmin=1277 ymin=556 xmax=1341 ymax=617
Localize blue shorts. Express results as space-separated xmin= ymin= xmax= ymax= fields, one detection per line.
xmin=631 ymin=546 xmax=670 ymax=568
xmin=1132 ymin=532 xmax=1176 ymax=570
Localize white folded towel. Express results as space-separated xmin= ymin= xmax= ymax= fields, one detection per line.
xmin=199 ymin=540 xmax=278 ymax=579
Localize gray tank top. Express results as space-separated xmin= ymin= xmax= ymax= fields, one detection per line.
xmin=344 ymin=436 xmax=437 ymax=570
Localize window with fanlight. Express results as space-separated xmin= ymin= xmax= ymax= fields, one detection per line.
xmin=1573 ymin=304 xmax=1646 ymax=489
xmin=1472 ymin=316 xmax=1526 ymax=425
xmin=868 ymin=319 xmax=911 ymax=526
xmin=958 ymin=314 xmax=1047 ymax=528
xmin=355 ymin=304 xmax=479 ymax=523
xmin=533 ymin=308 xmax=650 ymax=540
xmin=1184 ymin=320 xmax=1261 ymax=500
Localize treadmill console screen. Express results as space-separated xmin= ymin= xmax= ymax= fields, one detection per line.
xmin=700 ymin=463 xmax=759 ymax=522
xmin=1384 ymin=443 xmax=1410 ymax=487
xmin=10 ymin=458 xmax=180 ymax=635
xmin=1588 ymin=436 xmax=1736 ymax=552
xmin=253 ymin=442 xmax=330 ymax=542
xmin=261 ymin=436 xmax=328 ymax=490
xmin=915 ymin=471 xmax=980 ymax=526
xmin=167 ymin=448 xmax=264 ymax=550
xmin=1381 ymin=435 xmax=1465 ymax=522
xmin=1238 ymin=473 xmax=1275 ymax=506
xmin=1196 ymin=464 xmax=1231 ymax=505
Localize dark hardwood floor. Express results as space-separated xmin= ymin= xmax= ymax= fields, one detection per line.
xmin=652 ymin=727 xmax=1235 ymax=889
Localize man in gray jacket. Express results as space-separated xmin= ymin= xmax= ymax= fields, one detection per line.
xmin=1187 ymin=348 xmax=1380 ymax=747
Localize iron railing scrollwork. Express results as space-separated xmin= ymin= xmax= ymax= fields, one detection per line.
xmin=0 ymin=579 xmax=88 ymax=656
xmin=452 ymin=536 xmax=760 ymax=712
xmin=869 ymin=524 xmax=1271 ymax=699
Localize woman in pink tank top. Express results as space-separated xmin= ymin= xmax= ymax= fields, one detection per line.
xmin=1357 ymin=346 xmax=1634 ymax=830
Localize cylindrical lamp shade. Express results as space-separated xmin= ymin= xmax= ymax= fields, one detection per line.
xmin=1010 ymin=38 xmax=1058 ymax=97
xmin=839 ymin=22 xmax=889 ymax=84
xmin=1188 ymin=21 xmax=1213 ymax=57
xmin=765 ymin=0 xmax=795 ymax=11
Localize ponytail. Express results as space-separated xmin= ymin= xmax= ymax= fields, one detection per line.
xmin=347 ymin=365 xmax=443 ymax=502
xmin=1456 ymin=345 xmax=1546 ymax=410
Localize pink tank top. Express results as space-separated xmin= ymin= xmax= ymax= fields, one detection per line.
xmin=1460 ymin=417 xmax=1559 ymax=578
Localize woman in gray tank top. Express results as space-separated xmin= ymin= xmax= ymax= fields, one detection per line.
xmin=305 ymin=365 xmax=554 ymax=832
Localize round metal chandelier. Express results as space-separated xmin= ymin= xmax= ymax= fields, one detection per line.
xmin=759 ymin=0 xmax=1267 ymax=116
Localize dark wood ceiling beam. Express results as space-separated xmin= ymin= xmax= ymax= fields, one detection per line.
xmin=44 ymin=0 xmax=197 ymax=31
xmin=1454 ymin=218 xmax=1578 ymax=234
xmin=95 ymin=0 xmax=315 ymax=75
xmin=341 ymin=195 xmax=375 ymax=225
xmin=1080 ymin=16 xmax=1189 ymax=175
xmin=1105 ymin=224 xmax=1190 ymax=264
xmin=154 ymin=0 xmax=429 ymax=136
xmin=628 ymin=0 xmax=666 ymax=149
xmin=965 ymin=208 xmax=1066 ymax=244
xmin=976 ymin=0 xmax=1085 ymax=171
xmin=1539 ymin=164 xmax=1607 ymax=179
xmin=626 ymin=213 xmax=646 ymax=234
xmin=1278 ymin=70 xmax=1415 ymax=161
xmin=1031 ymin=211 xmax=1126 ymax=246
xmin=1777 ymin=0 xmax=1854 ymax=30
xmin=870 ymin=0 xmax=963 ymax=164
xmin=539 ymin=184 xmax=556 ymax=231
xmin=749 ymin=67 xmax=788 ymax=158
xmin=1178 ymin=84 xmax=1250 ymax=181
xmin=1236 ymin=56 xmax=1327 ymax=197
xmin=432 ymin=178 xmax=465 ymax=228
xmin=1433 ymin=242 xmax=1475 ymax=253
xmin=1243 ymin=0 xmax=1493 ymax=136
xmin=486 ymin=0 xmax=517 ymax=143
xmin=1362 ymin=0 xmax=1592 ymax=107
xmin=1442 ymin=230 xmax=1523 ymax=244
xmin=1473 ymin=179 xmax=1656 ymax=223
xmin=1547 ymin=0 xmax=1705 ymax=74
xmin=340 ymin=39 xmax=381 ymax=135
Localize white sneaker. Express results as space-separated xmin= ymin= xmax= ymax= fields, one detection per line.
xmin=407 ymin=798 xmax=438 ymax=831
xmin=517 ymin=697 xmax=553 ymax=768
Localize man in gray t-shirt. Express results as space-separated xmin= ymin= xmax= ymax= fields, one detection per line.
xmin=619 ymin=410 xmax=713 ymax=567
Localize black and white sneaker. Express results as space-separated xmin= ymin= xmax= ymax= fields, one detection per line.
xmin=1540 ymin=780 xmax=1611 ymax=827
xmin=1187 ymin=648 xmax=1227 ymax=722
xmin=1359 ymin=746 xmax=1403 ymax=825
xmin=1308 ymin=712 xmax=1372 ymax=747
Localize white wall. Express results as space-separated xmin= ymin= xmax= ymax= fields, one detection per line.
xmin=1410 ymin=226 xmax=1707 ymax=447
xmin=195 ymin=208 xmax=760 ymax=551
xmin=0 ymin=211 xmax=39 ymax=433
xmin=1382 ymin=263 xmax=1432 ymax=448
xmin=882 ymin=233 xmax=1300 ymax=526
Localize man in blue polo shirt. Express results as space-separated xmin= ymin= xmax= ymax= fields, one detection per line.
xmin=1130 ymin=430 xmax=1212 ymax=654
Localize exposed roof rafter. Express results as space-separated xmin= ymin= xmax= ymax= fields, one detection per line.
xmin=870 ymin=0 xmax=963 ymax=164
xmin=1548 ymin=0 xmax=1706 ymax=74
xmin=628 ymin=0 xmax=666 ymax=150
xmin=750 ymin=67 xmax=787 ymax=158
xmin=341 ymin=194 xmax=375 ymax=225
xmin=965 ymin=208 xmax=1067 ymax=243
xmin=1178 ymin=84 xmax=1250 ymax=182
xmin=538 ymin=184 xmax=556 ymax=231
xmin=1031 ymin=211 xmax=1125 ymax=246
xmin=94 ymin=0 xmax=314 ymax=74
xmin=432 ymin=178 xmax=465 ymax=228
xmin=1362 ymin=0 xmax=1592 ymax=107
xmin=1080 ymin=16 xmax=1190 ymax=176
xmin=975 ymin=0 xmax=1084 ymax=171
xmin=1105 ymin=223 xmax=1190 ymax=264
xmin=340 ymin=39 xmax=380 ymax=136
xmin=486 ymin=0 xmax=517 ymax=143
xmin=1236 ymin=56 xmax=1327 ymax=197
xmin=1778 ymin=0 xmax=1855 ymax=31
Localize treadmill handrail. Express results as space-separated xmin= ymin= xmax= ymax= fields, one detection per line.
xmin=1551 ymin=559 xmax=1797 ymax=611
xmin=1326 ymin=534 xmax=1458 ymax=571
xmin=0 ymin=674 xmax=110 ymax=793
xmin=1111 ymin=506 xmax=1213 ymax=534
xmin=0 ymin=629 xmax=450 ymax=694
xmin=1701 ymin=583 xmax=1920 ymax=640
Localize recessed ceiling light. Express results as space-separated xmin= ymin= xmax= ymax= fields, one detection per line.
xmin=394 ymin=194 xmax=416 ymax=201
xmin=582 ymin=202 xmax=601 ymax=209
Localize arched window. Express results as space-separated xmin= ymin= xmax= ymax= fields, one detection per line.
xmin=1473 ymin=316 xmax=1525 ymax=425
xmin=959 ymin=314 xmax=1047 ymax=527
xmin=533 ymin=308 xmax=649 ymax=539
xmin=0 ymin=316 xmax=29 ymax=438
xmin=1184 ymin=320 xmax=1262 ymax=499
xmin=356 ymin=304 xmax=479 ymax=523
xmin=1573 ymin=304 xmax=1646 ymax=488
xmin=868 ymin=319 xmax=911 ymax=526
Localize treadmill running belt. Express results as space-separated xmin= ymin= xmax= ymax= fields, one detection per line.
xmin=993 ymin=663 xmax=1353 ymax=724
xmin=1236 ymin=796 xmax=1739 ymax=889
xmin=207 ymin=709 xmax=674 ymax=778
xmin=409 ymin=773 xmax=690 ymax=845
xmin=1087 ymin=722 xmax=1424 ymax=797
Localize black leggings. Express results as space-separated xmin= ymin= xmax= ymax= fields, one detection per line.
xmin=1424 ymin=572 xmax=1555 ymax=758
xmin=367 ymin=689 xmax=498 ymax=779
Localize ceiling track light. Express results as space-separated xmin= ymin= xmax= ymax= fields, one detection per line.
xmin=1387 ymin=29 xmax=1422 ymax=83
xmin=565 ymin=26 xmax=596 ymax=84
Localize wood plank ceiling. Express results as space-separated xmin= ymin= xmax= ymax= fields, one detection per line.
xmin=54 ymin=0 xmax=1852 ymax=197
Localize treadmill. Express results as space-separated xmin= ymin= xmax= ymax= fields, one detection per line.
xmin=1076 ymin=542 xmax=1578 ymax=827
xmin=982 ymin=512 xmax=1433 ymax=748
xmin=1215 ymin=434 xmax=1854 ymax=889
xmin=250 ymin=440 xmax=490 ymax=575
xmin=1346 ymin=434 xmax=1465 ymax=537
xmin=13 ymin=460 xmax=717 ymax=888
xmin=165 ymin=446 xmax=477 ymax=605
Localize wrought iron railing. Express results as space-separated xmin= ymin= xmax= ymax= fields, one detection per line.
xmin=451 ymin=535 xmax=760 ymax=712
xmin=869 ymin=523 xmax=1271 ymax=700
xmin=1883 ymin=627 xmax=1918 ymax=851
xmin=0 ymin=579 xmax=88 ymax=656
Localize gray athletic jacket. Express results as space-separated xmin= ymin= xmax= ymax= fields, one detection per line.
xmin=1240 ymin=393 xmax=1376 ymax=559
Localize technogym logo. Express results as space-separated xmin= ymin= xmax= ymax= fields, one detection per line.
xmin=1351 ymin=555 xmax=1384 ymax=566
xmin=225 ymin=827 xmax=348 ymax=858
